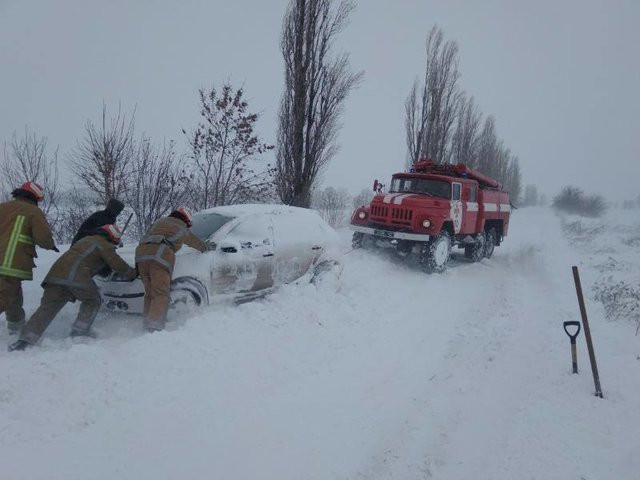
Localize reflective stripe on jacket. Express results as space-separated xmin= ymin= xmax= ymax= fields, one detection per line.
xmin=44 ymin=235 xmax=136 ymax=290
xmin=0 ymin=199 xmax=55 ymax=280
xmin=135 ymin=217 xmax=206 ymax=273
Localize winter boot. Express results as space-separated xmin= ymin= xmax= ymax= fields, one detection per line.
xmin=8 ymin=339 xmax=31 ymax=352
xmin=70 ymin=329 xmax=98 ymax=339
xmin=7 ymin=319 xmax=25 ymax=336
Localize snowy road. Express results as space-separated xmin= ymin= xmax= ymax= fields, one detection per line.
xmin=1 ymin=208 xmax=639 ymax=480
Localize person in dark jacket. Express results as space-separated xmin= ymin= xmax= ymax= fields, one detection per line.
xmin=72 ymin=198 xmax=125 ymax=245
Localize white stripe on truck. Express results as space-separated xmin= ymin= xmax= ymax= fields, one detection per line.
xmin=393 ymin=194 xmax=412 ymax=205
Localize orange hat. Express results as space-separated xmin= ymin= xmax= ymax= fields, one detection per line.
xmin=173 ymin=207 xmax=193 ymax=227
xmin=100 ymin=224 xmax=122 ymax=244
xmin=20 ymin=182 xmax=45 ymax=202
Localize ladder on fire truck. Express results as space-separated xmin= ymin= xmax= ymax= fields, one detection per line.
xmin=411 ymin=160 xmax=503 ymax=190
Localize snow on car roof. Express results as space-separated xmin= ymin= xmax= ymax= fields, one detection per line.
xmin=195 ymin=203 xmax=318 ymax=218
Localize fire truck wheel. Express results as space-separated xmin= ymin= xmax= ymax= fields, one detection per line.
xmin=464 ymin=233 xmax=485 ymax=262
xmin=484 ymin=228 xmax=496 ymax=258
xmin=352 ymin=232 xmax=374 ymax=250
xmin=421 ymin=232 xmax=451 ymax=273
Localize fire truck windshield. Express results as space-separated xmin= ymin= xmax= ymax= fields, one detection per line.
xmin=389 ymin=177 xmax=451 ymax=199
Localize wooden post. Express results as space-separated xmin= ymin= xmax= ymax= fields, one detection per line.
xmin=572 ymin=266 xmax=603 ymax=398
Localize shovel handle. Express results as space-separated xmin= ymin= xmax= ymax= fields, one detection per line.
xmin=563 ymin=320 xmax=581 ymax=340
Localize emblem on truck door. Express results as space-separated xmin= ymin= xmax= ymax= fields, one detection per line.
xmin=450 ymin=201 xmax=463 ymax=233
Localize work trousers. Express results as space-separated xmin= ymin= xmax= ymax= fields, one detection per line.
xmin=0 ymin=275 xmax=25 ymax=331
xmin=20 ymin=283 xmax=102 ymax=345
xmin=137 ymin=261 xmax=172 ymax=331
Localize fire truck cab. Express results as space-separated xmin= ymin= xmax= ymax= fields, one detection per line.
xmin=349 ymin=161 xmax=511 ymax=273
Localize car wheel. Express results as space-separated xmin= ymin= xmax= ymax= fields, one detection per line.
xmin=169 ymin=277 xmax=208 ymax=311
xmin=170 ymin=289 xmax=200 ymax=309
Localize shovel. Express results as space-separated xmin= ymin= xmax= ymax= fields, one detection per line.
xmin=563 ymin=320 xmax=581 ymax=374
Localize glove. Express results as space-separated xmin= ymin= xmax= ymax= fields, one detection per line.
xmin=205 ymin=241 xmax=217 ymax=252
xmin=126 ymin=267 xmax=138 ymax=282
xmin=96 ymin=266 xmax=113 ymax=279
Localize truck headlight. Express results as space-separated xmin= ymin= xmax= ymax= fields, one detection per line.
xmin=422 ymin=219 xmax=431 ymax=228
xmin=358 ymin=211 xmax=367 ymax=219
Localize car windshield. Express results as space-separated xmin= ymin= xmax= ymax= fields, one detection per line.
xmin=389 ymin=177 xmax=451 ymax=199
xmin=190 ymin=213 xmax=233 ymax=240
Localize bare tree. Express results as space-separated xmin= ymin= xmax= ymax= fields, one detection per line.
xmin=276 ymin=0 xmax=363 ymax=207
xmin=183 ymin=83 xmax=274 ymax=211
xmin=476 ymin=115 xmax=498 ymax=175
xmin=1 ymin=127 xmax=60 ymax=223
xmin=312 ymin=186 xmax=351 ymax=227
xmin=552 ymin=186 xmax=607 ymax=217
xmin=126 ymin=137 xmax=190 ymax=238
xmin=405 ymin=25 xmax=461 ymax=166
xmin=71 ymin=103 xmax=136 ymax=204
xmin=539 ymin=194 xmax=548 ymax=207
xmin=522 ymin=184 xmax=539 ymax=207
xmin=448 ymin=93 xmax=481 ymax=167
xmin=503 ymin=155 xmax=522 ymax=203
xmin=352 ymin=187 xmax=373 ymax=209
xmin=54 ymin=187 xmax=96 ymax=244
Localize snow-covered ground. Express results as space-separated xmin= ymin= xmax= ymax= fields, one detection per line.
xmin=1 ymin=207 xmax=639 ymax=480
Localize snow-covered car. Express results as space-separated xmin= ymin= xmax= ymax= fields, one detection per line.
xmin=96 ymin=204 xmax=342 ymax=313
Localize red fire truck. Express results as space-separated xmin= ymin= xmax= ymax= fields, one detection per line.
xmin=350 ymin=161 xmax=512 ymax=273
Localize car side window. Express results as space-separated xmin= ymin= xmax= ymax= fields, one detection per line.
xmin=469 ymin=186 xmax=477 ymax=202
xmin=452 ymin=183 xmax=461 ymax=201
xmin=226 ymin=216 xmax=273 ymax=247
xmin=271 ymin=211 xmax=323 ymax=247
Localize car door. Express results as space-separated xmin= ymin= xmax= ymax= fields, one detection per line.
xmin=212 ymin=214 xmax=275 ymax=294
xmin=462 ymin=183 xmax=479 ymax=234
xmin=271 ymin=210 xmax=322 ymax=284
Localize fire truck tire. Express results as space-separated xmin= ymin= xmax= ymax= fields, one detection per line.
xmin=352 ymin=232 xmax=374 ymax=249
xmin=420 ymin=232 xmax=451 ymax=273
xmin=464 ymin=233 xmax=485 ymax=262
xmin=484 ymin=228 xmax=496 ymax=258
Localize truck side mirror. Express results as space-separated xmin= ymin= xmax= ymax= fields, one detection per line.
xmin=373 ymin=179 xmax=379 ymax=192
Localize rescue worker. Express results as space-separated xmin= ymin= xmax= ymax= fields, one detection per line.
xmin=72 ymin=198 xmax=125 ymax=244
xmin=9 ymin=225 xmax=137 ymax=351
xmin=0 ymin=182 xmax=58 ymax=334
xmin=135 ymin=208 xmax=207 ymax=332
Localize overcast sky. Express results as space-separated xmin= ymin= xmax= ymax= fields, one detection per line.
xmin=1 ymin=0 xmax=638 ymax=201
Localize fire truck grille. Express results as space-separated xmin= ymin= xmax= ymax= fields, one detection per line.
xmin=391 ymin=207 xmax=413 ymax=225
xmin=370 ymin=204 xmax=388 ymax=218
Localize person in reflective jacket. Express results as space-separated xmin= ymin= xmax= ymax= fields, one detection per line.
xmin=9 ymin=225 xmax=136 ymax=351
xmin=72 ymin=198 xmax=125 ymax=245
xmin=135 ymin=208 xmax=206 ymax=332
xmin=0 ymin=182 xmax=57 ymax=335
